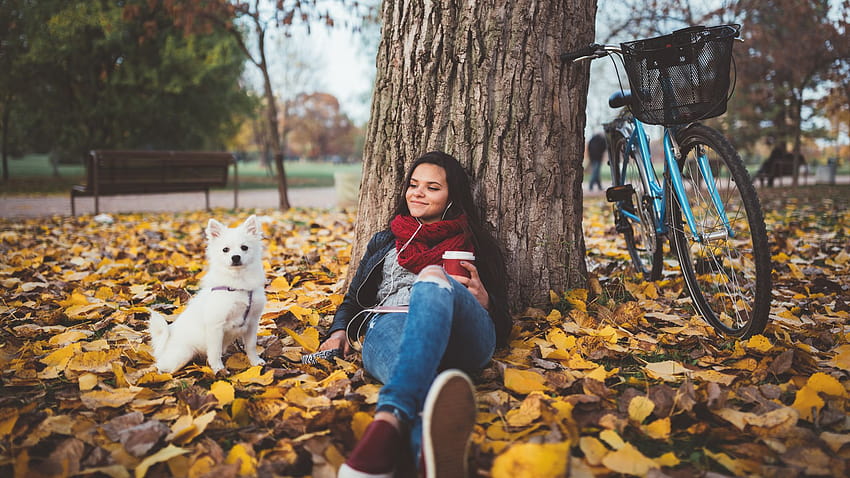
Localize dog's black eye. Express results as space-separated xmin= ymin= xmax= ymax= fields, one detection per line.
xmin=241 ymin=245 xmax=248 ymax=251
xmin=223 ymin=247 xmax=229 ymax=253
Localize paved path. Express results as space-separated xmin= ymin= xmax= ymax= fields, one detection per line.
xmin=1 ymin=188 xmax=342 ymax=218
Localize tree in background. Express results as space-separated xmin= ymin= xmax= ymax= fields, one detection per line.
xmin=285 ymin=92 xmax=359 ymax=159
xmin=353 ymin=0 xmax=596 ymax=308
xmin=158 ymin=0 xmax=376 ymax=209
xmin=595 ymin=0 xmax=850 ymax=183
xmin=0 ymin=0 xmax=253 ymax=179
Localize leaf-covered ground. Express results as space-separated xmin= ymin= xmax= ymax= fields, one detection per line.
xmin=1 ymin=186 xmax=848 ymax=477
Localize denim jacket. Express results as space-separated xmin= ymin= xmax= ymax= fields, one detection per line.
xmin=329 ymin=229 xmax=511 ymax=346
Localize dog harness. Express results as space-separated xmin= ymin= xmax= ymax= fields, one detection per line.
xmin=211 ymin=286 xmax=253 ymax=325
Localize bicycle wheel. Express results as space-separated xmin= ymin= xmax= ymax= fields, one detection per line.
xmin=608 ymin=130 xmax=663 ymax=281
xmin=668 ymin=124 xmax=771 ymax=337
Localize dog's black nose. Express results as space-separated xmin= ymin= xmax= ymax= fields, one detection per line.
xmin=231 ymin=255 xmax=242 ymax=265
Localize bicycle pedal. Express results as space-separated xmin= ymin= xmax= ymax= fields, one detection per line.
xmin=606 ymin=185 xmax=634 ymax=203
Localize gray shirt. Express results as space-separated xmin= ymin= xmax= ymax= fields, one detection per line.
xmin=376 ymin=248 xmax=417 ymax=307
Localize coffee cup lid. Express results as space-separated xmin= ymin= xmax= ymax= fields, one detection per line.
xmin=442 ymin=251 xmax=475 ymax=260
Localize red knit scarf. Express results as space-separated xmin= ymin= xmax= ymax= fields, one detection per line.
xmin=390 ymin=214 xmax=474 ymax=273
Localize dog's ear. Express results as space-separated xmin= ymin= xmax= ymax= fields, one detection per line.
xmin=243 ymin=215 xmax=261 ymax=237
xmin=206 ymin=219 xmax=225 ymax=239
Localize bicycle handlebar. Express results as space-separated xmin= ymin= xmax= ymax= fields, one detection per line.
xmin=560 ymin=43 xmax=614 ymax=63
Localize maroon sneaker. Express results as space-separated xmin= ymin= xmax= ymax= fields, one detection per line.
xmin=339 ymin=419 xmax=403 ymax=478
xmin=420 ymin=370 xmax=476 ymax=478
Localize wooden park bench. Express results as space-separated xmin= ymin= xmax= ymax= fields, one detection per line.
xmin=753 ymin=148 xmax=808 ymax=187
xmin=71 ymin=150 xmax=239 ymax=215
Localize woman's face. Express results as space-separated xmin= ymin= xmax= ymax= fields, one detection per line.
xmin=406 ymin=163 xmax=450 ymax=224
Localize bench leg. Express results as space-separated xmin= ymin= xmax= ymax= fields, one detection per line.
xmin=205 ymin=189 xmax=210 ymax=210
xmin=71 ymin=192 xmax=76 ymax=216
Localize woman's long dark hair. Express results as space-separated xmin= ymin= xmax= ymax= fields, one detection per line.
xmin=388 ymin=151 xmax=511 ymax=345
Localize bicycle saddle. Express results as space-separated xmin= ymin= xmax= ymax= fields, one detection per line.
xmin=609 ymin=90 xmax=632 ymax=108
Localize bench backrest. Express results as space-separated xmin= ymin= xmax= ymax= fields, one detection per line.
xmin=87 ymin=150 xmax=234 ymax=192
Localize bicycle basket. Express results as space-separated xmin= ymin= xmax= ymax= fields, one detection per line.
xmin=621 ymin=24 xmax=739 ymax=125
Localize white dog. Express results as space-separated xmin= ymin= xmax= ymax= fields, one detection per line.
xmin=149 ymin=215 xmax=267 ymax=375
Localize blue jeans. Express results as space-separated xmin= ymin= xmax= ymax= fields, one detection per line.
xmin=361 ymin=270 xmax=496 ymax=459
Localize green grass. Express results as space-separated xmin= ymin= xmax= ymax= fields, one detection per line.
xmin=0 ymin=154 xmax=362 ymax=195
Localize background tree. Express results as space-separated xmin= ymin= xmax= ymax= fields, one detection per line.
xmin=160 ymin=0 xmax=376 ymax=210
xmin=0 ymin=0 xmax=253 ymax=176
xmin=595 ymin=0 xmax=850 ymax=179
xmin=285 ymin=92 xmax=358 ymax=159
xmin=353 ymin=0 xmax=597 ymax=308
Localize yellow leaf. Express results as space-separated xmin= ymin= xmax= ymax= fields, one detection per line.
xmin=268 ymin=276 xmax=291 ymax=293
xmin=601 ymin=442 xmax=658 ymax=476
xmin=491 ymin=441 xmax=570 ymax=478
xmin=691 ymin=369 xmax=737 ymax=386
xmin=599 ymin=429 xmax=625 ymax=450
xmin=78 ymin=373 xmax=99 ymax=391
xmin=579 ymin=436 xmax=609 ymax=465
xmin=546 ymin=328 xmax=575 ymax=352
xmin=791 ymin=385 xmax=824 ymax=422
xmin=135 ymin=444 xmax=189 ymax=478
xmin=549 ymin=290 xmax=560 ymax=305
xmin=112 ymin=362 xmax=129 ymax=388
xmin=285 ymin=386 xmax=331 ymax=410
xmin=827 ymin=344 xmax=850 ymax=371
xmin=211 ymin=380 xmax=235 ymax=406
xmin=169 ymin=411 xmax=216 ymax=445
xmin=95 ymin=286 xmax=113 ymax=300
xmin=231 ymin=398 xmax=250 ymax=426
xmin=505 ymin=392 xmax=544 ymax=428
xmin=354 ymin=384 xmax=381 ymax=404
xmin=64 ymin=303 xmax=103 ymax=320
xmin=351 ymin=411 xmax=373 ymax=441
xmin=704 ymin=448 xmax=759 ymax=476
xmin=283 ymin=326 xmax=319 ymax=352
xmin=545 ymin=308 xmax=563 ymax=323
xmin=80 ymin=389 xmax=140 ymax=409
xmin=655 ymin=451 xmax=680 ymax=467
xmin=188 ymin=456 xmax=215 ymax=478
xmin=585 ymin=365 xmax=617 ymax=382
xmin=504 ymin=368 xmax=551 ymax=395
xmin=806 ymin=372 xmax=846 ymax=397
xmin=0 ymin=408 xmax=19 ymax=438
xmin=67 ymin=349 xmax=123 ymax=373
xmin=58 ymin=292 xmax=90 ymax=307
xmin=231 ymin=366 xmax=274 ymax=386
xmin=40 ymin=343 xmax=81 ymax=369
xmin=643 ymin=417 xmax=671 ymax=440
xmin=745 ymin=335 xmax=773 ymax=353
xmin=643 ymin=360 xmax=689 ymax=382
xmin=48 ymin=329 xmax=90 ymax=345
xmin=628 ymin=396 xmax=655 ymax=424
xmin=225 ymin=443 xmax=257 ymax=476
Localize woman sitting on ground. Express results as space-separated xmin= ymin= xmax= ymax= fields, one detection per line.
xmin=318 ymin=151 xmax=511 ymax=477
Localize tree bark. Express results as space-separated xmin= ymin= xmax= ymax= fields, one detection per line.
xmin=1 ymin=95 xmax=10 ymax=182
xmin=354 ymin=0 xmax=596 ymax=310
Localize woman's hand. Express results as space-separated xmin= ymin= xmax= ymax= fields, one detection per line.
xmin=319 ymin=329 xmax=350 ymax=355
xmin=449 ymin=261 xmax=491 ymax=310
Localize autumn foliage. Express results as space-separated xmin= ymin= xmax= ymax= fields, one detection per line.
xmin=1 ymin=187 xmax=849 ymax=477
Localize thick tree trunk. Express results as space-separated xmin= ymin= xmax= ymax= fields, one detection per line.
xmin=354 ymin=0 xmax=596 ymax=310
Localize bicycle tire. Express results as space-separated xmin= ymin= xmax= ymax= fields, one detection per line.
xmin=668 ymin=124 xmax=771 ymax=337
xmin=608 ymin=130 xmax=663 ymax=281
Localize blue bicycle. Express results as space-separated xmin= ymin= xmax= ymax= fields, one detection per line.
xmin=563 ymin=24 xmax=771 ymax=337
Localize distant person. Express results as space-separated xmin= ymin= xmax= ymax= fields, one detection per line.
xmin=587 ymin=133 xmax=607 ymax=191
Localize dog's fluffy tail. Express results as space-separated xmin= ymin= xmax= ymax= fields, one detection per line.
xmin=148 ymin=310 xmax=170 ymax=355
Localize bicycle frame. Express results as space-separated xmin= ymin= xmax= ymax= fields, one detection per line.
xmin=616 ymin=118 xmax=734 ymax=243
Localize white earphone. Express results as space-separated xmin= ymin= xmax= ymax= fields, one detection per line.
xmin=441 ymin=201 xmax=454 ymax=220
